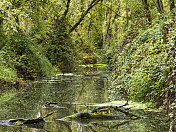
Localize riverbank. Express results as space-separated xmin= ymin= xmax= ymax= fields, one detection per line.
xmin=108 ymin=20 xmax=176 ymax=113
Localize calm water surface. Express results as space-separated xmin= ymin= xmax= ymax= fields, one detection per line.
xmin=0 ymin=66 xmax=170 ymax=132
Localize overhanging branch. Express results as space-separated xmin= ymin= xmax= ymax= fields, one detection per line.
xmin=69 ymin=0 xmax=101 ymax=33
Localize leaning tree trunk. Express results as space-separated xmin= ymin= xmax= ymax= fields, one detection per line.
xmin=69 ymin=0 xmax=101 ymax=33
xmin=61 ymin=0 xmax=71 ymax=22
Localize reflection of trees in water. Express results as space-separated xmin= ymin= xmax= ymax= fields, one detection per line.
xmin=37 ymin=74 xmax=109 ymax=131
xmin=79 ymin=67 xmax=99 ymax=75
xmin=0 ymin=67 xmax=111 ymax=131
xmin=66 ymin=117 xmax=169 ymax=132
xmin=65 ymin=120 xmax=131 ymax=132
xmin=0 ymin=74 xmax=170 ymax=132
xmin=73 ymin=77 xmax=109 ymax=113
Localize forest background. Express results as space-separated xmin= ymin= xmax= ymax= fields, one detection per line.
xmin=0 ymin=0 xmax=176 ymax=111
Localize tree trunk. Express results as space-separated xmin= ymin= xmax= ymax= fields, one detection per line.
xmin=126 ymin=0 xmax=129 ymax=26
xmin=62 ymin=0 xmax=71 ymax=21
xmin=15 ymin=14 xmax=20 ymax=32
xmin=170 ymin=0 xmax=175 ymax=16
xmin=0 ymin=10 xmax=4 ymax=49
xmin=105 ymin=7 xmax=112 ymax=46
xmin=54 ymin=0 xmax=71 ymax=27
xmin=142 ymin=0 xmax=151 ymax=25
xmin=153 ymin=0 xmax=164 ymax=13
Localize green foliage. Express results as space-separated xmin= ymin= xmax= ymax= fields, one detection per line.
xmin=110 ymin=21 xmax=176 ymax=106
xmin=42 ymin=21 xmax=77 ymax=72
xmin=0 ymin=0 xmax=78 ymax=81
xmin=0 ymin=52 xmax=17 ymax=81
xmin=1 ymin=33 xmax=54 ymax=80
xmin=0 ymin=0 xmax=175 ymax=111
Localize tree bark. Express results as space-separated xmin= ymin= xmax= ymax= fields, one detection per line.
xmin=169 ymin=118 xmax=176 ymax=132
xmin=105 ymin=7 xmax=112 ymax=46
xmin=62 ymin=0 xmax=71 ymax=21
xmin=0 ymin=10 xmax=4 ymax=49
xmin=69 ymin=0 xmax=101 ymax=33
xmin=54 ymin=0 xmax=71 ymax=27
xmin=153 ymin=0 xmax=164 ymax=13
xmin=0 ymin=10 xmax=3 ymax=30
xmin=170 ymin=0 xmax=175 ymax=16
xmin=126 ymin=0 xmax=129 ymax=26
xmin=142 ymin=0 xmax=151 ymax=25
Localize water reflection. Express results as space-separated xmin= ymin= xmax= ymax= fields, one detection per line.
xmin=0 ymin=66 xmax=170 ymax=132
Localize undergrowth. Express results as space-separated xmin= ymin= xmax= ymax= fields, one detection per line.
xmin=110 ymin=20 xmax=176 ymax=107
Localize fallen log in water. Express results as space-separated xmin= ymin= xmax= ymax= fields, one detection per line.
xmin=0 ymin=111 xmax=56 ymax=127
xmin=90 ymin=105 xmax=140 ymax=118
xmin=60 ymin=103 xmax=140 ymax=121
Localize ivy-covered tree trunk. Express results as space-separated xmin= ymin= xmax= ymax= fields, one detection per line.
xmin=105 ymin=7 xmax=112 ymax=46
xmin=142 ymin=0 xmax=151 ymax=25
xmin=153 ymin=0 xmax=164 ymax=13
xmin=126 ymin=0 xmax=129 ymax=26
xmin=170 ymin=0 xmax=175 ymax=16
xmin=0 ymin=10 xmax=4 ymax=42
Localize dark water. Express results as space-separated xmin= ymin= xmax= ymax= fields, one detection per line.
xmin=0 ymin=66 xmax=170 ymax=132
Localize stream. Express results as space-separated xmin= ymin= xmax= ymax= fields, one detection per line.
xmin=0 ymin=65 xmax=170 ymax=132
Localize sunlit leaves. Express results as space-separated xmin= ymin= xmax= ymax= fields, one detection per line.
xmin=110 ymin=20 xmax=176 ymax=105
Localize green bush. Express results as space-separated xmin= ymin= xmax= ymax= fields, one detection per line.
xmin=42 ymin=23 xmax=78 ymax=72
xmin=1 ymin=33 xmax=54 ymax=80
xmin=111 ymin=21 xmax=176 ymax=106
xmin=0 ymin=52 xmax=17 ymax=81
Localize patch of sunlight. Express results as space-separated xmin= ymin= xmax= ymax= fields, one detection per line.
xmin=0 ymin=67 xmax=17 ymax=81
xmin=0 ymin=91 xmax=16 ymax=105
xmin=56 ymin=73 xmax=74 ymax=76
xmin=79 ymin=64 xmax=108 ymax=67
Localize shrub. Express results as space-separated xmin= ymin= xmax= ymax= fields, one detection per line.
xmin=111 ymin=21 xmax=176 ymax=106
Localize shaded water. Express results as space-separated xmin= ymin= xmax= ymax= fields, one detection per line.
xmin=0 ymin=66 xmax=170 ymax=132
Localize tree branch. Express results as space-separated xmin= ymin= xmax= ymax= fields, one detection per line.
xmin=59 ymin=0 xmax=71 ymax=23
xmin=69 ymin=0 xmax=101 ymax=33
xmin=152 ymin=0 xmax=164 ymax=13
xmin=63 ymin=0 xmax=71 ymax=19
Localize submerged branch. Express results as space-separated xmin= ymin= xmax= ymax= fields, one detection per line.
xmin=169 ymin=118 xmax=176 ymax=132
xmin=61 ymin=102 xmax=140 ymax=120
xmin=8 ymin=111 xmax=56 ymax=125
